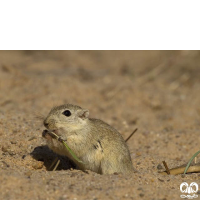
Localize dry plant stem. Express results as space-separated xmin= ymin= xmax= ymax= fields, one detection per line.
xmin=48 ymin=131 xmax=60 ymax=140
xmin=125 ymin=128 xmax=138 ymax=143
xmin=53 ymin=159 xmax=60 ymax=171
xmin=162 ymin=161 xmax=170 ymax=175
xmin=49 ymin=157 xmax=59 ymax=171
xmin=160 ymin=165 xmax=200 ymax=175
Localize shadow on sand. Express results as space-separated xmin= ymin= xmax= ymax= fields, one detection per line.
xmin=30 ymin=145 xmax=76 ymax=171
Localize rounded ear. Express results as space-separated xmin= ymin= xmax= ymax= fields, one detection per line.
xmin=78 ymin=109 xmax=89 ymax=119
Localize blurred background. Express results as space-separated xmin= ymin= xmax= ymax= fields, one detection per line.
xmin=1 ymin=50 xmax=200 ymax=130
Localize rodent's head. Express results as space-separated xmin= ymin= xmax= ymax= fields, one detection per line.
xmin=43 ymin=104 xmax=89 ymax=133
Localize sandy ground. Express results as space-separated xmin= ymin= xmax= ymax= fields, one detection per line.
xmin=0 ymin=50 xmax=200 ymax=200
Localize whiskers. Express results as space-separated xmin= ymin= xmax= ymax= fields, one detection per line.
xmin=31 ymin=112 xmax=45 ymax=126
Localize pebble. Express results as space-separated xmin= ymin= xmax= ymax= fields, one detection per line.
xmin=32 ymin=161 xmax=44 ymax=169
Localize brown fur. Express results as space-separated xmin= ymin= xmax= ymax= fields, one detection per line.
xmin=43 ymin=104 xmax=134 ymax=174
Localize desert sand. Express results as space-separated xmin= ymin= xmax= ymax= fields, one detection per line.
xmin=0 ymin=50 xmax=200 ymax=199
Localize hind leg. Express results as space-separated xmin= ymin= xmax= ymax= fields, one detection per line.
xmin=100 ymin=158 xmax=120 ymax=174
xmin=100 ymin=156 xmax=134 ymax=174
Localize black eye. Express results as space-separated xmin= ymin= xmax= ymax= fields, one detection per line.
xmin=62 ymin=110 xmax=71 ymax=117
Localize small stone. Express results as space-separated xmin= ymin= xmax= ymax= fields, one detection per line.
xmin=2 ymin=145 xmax=10 ymax=153
xmin=28 ymin=136 xmax=37 ymax=141
xmin=32 ymin=161 xmax=44 ymax=169
xmin=157 ymin=164 xmax=163 ymax=170
xmin=2 ymin=145 xmax=16 ymax=155
xmin=25 ymin=171 xmax=32 ymax=177
xmin=136 ymin=152 xmax=141 ymax=156
xmin=181 ymin=174 xmax=186 ymax=178
xmin=158 ymin=178 xmax=164 ymax=182
xmin=139 ymin=193 xmax=144 ymax=197
xmin=8 ymin=150 xmax=16 ymax=156
xmin=0 ymin=161 xmax=10 ymax=168
xmin=10 ymin=140 xmax=17 ymax=144
xmin=68 ymin=184 xmax=75 ymax=190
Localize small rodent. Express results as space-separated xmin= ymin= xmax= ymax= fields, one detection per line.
xmin=42 ymin=104 xmax=134 ymax=174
